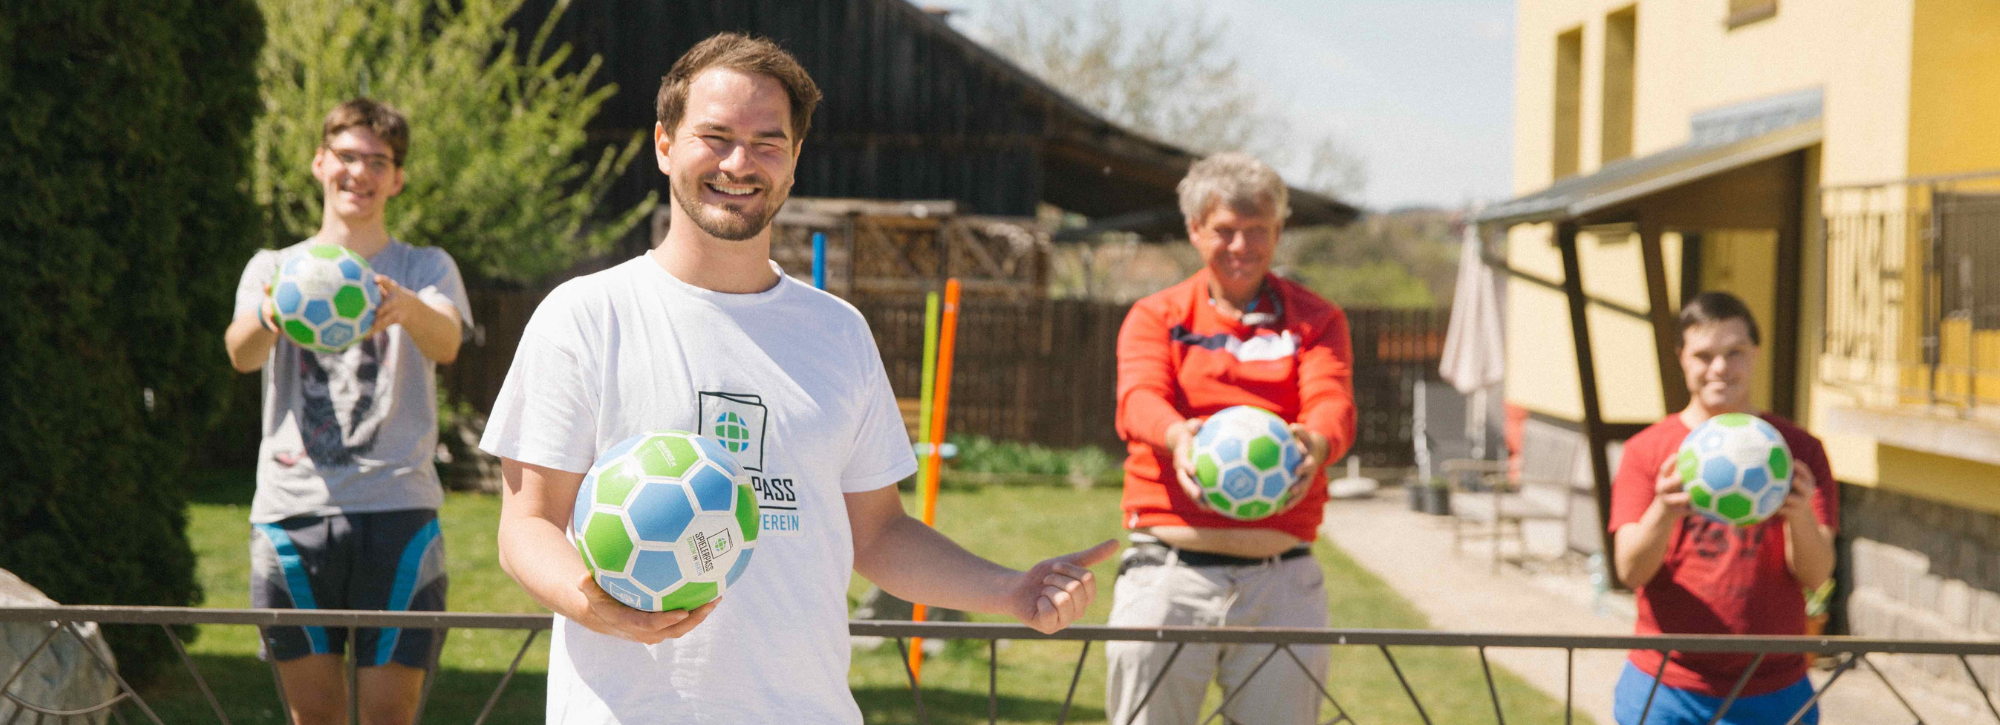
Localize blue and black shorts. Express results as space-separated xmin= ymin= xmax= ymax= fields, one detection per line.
xmin=249 ymin=508 xmax=448 ymax=668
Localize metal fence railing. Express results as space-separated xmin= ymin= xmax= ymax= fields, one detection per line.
xmin=1821 ymin=171 xmax=2000 ymax=413
xmin=5 ymin=606 xmax=2000 ymax=725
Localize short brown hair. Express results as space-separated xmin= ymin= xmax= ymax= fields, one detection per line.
xmin=656 ymin=33 xmax=822 ymax=145
xmin=1679 ymin=291 xmax=1761 ymax=347
xmin=322 ymin=98 xmax=410 ymax=166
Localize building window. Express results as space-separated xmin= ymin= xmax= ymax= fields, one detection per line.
xmin=1553 ymin=27 xmax=1583 ymax=179
xmin=1601 ymin=7 xmax=1637 ymax=164
xmin=1727 ymin=0 xmax=1778 ymax=29
xmin=1936 ymin=192 xmax=2000 ymax=331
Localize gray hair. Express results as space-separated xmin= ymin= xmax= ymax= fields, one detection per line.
xmin=1176 ymin=152 xmax=1290 ymax=226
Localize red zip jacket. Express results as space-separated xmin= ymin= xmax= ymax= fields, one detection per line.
xmin=1114 ymin=269 xmax=1357 ymax=541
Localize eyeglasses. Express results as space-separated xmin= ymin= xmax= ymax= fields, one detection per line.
xmin=324 ymin=147 xmax=396 ymax=175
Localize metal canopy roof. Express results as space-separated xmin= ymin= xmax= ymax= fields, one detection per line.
xmin=1477 ymin=119 xmax=1823 ymax=226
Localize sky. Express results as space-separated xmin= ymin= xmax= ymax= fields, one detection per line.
xmin=941 ymin=0 xmax=1518 ymax=211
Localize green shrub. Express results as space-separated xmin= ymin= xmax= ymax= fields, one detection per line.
xmin=0 ymin=0 xmax=265 ymax=685
xmin=943 ymin=434 xmax=1120 ymax=485
xmin=251 ymin=0 xmax=654 ymax=283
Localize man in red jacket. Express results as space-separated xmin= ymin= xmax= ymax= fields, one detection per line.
xmin=1609 ymin=291 xmax=1837 ymax=724
xmin=1105 ymin=152 xmax=1356 ymax=725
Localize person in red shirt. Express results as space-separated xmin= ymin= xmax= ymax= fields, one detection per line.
xmin=1104 ymin=152 xmax=1356 ymax=725
xmin=1608 ymin=291 xmax=1838 ymax=724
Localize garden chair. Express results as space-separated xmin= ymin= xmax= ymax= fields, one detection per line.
xmin=1448 ymin=416 xmax=1582 ymax=572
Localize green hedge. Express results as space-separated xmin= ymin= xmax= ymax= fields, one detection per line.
xmin=893 ymin=435 xmax=1122 ymax=491
xmin=0 ymin=0 xmax=264 ymax=685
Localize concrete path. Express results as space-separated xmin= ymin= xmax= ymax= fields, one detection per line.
xmin=1319 ymin=490 xmax=1978 ymax=725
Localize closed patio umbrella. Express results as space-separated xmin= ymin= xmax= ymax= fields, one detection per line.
xmin=1439 ymin=215 xmax=1506 ymax=459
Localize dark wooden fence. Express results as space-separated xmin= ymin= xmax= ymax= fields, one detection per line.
xmin=1345 ymin=307 xmax=1450 ymax=467
xmin=855 ymin=297 xmax=1128 ymax=452
xmin=435 ymin=291 xmax=1447 ymax=467
xmin=852 ymin=299 xmax=1447 ymax=465
xmin=437 ymin=288 xmax=555 ymax=426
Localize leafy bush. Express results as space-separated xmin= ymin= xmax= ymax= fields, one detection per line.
xmin=0 ymin=0 xmax=265 ymax=685
xmin=943 ymin=435 xmax=1119 ymax=486
xmin=251 ymin=0 xmax=655 ymax=282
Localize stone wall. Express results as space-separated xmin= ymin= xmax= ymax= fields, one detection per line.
xmin=1840 ymin=483 xmax=2000 ymax=687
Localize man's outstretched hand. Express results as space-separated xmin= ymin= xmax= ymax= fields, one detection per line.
xmin=1007 ymin=539 xmax=1119 ymax=634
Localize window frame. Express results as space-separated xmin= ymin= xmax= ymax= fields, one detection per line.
xmin=1726 ymin=1 xmax=1778 ymax=30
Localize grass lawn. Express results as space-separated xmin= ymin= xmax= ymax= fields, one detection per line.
xmin=148 ymin=471 xmax=1590 ymax=724
xmin=148 ymin=470 xmax=551 ymax=724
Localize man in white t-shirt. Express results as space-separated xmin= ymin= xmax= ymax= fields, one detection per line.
xmin=479 ymin=32 xmax=1117 ymax=723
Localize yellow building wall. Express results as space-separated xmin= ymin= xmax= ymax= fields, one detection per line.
xmin=1698 ymin=229 xmax=1778 ymax=412
xmin=1511 ymin=0 xmax=1916 ymax=483
xmin=1506 ymin=224 xmax=1583 ymax=420
xmin=1511 ymin=0 xmax=1914 ymax=194
xmin=1504 ymin=223 xmax=1678 ymax=424
xmin=1510 ymin=0 xmax=2000 ymax=512
xmin=1933 ymin=319 xmax=2000 ymax=406
xmin=1876 ymin=446 xmax=2000 ymax=516
xmin=1577 ymin=230 xmax=1648 ymax=311
xmin=1588 ymin=305 xmax=1664 ymax=422
xmin=1818 ymin=430 xmax=1881 ymax=486
xmin=1507 ymin=278 xmax=1584 ymax=420
xmin=1579 ymin=229 xmax=1668 ymax=422
xmin=1903 ymin=0 xmax=2000 ymax=420
xmin=1907 ymin=0 xmax=2000 ymax=176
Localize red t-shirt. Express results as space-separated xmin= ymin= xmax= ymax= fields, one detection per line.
xmin=1113 ymin=270 xmax=1357 ymax=541
xmin=1608 ymin=412 xmax=1838 ymax=697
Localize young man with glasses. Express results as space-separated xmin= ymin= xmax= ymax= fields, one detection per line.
xmin=223 ymin=98 xmax=474 ymax=725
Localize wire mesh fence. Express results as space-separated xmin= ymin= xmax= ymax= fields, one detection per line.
xmin=4 ymin=606 xmax=1998 ymax=725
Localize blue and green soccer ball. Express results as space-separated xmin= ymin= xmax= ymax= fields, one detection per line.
xmin=1677 ymin=413 xmax=1793 ymax=527
xmin=270 ymin=243 xmax=379 ymax=353
xmin=1189 ymin=406 xmax=1307 ymax=521
xmin=571 ymin=431 xmax=761 ymax=612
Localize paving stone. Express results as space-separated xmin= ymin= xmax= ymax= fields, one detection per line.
xmin=1980 ymin=589 xmax=2000 ymax=636
xmin=1940 ymin=578 xmax=1975 ymax=632
xmin=1847 ymin=589 xmax=1891 ymax=637
xmin=1850 ymin=538 xmax=1881 ymax=594
xmin=1911 ymin=574 xmax=1943 ymax=614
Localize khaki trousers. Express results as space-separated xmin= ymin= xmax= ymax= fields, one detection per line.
xmin=1104 ymin=547 xmax=1331 ymax=725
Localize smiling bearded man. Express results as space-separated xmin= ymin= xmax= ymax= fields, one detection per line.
xmin=479 ymin=32 xmax=1117 ymax=725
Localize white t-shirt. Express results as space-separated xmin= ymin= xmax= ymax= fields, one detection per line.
xmin=479 ymin=255 xmax=917 ymax=724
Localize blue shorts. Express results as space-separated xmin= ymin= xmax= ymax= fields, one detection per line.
xmin=249 ymin=509 xmax=448 ymax=668
xmin=1614 ymin=662 xmax=1818 ymax=725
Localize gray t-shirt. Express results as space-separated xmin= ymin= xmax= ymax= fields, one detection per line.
xmin=234 ymin=239 xmax=474 ymax=523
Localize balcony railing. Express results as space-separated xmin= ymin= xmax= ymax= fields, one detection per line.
xmin=1820 ymin=171 xmax=2000 ymax=415
xmin=6 ymin=606 xmax=2000 ymax=725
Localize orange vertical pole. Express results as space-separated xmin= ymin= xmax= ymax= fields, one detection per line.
xmin=909 ymin=279 xmax=961 ymax=682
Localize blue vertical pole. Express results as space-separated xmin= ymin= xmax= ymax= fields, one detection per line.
xmin=811 ymin=232 xmax=827 ymax=290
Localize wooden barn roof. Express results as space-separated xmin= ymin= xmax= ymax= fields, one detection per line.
xmin=524 ymin=0 xmax=1359 ymax=236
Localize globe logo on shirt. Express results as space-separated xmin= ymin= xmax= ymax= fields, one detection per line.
xmin=713 ymin=412 xmax=752 ymax=453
